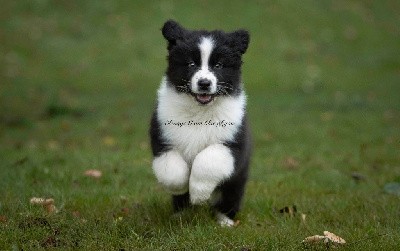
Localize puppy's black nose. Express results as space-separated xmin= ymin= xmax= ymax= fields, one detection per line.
xmin=198 ymin=79 xmax=211 ymax=91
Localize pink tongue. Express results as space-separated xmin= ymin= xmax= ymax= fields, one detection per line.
xmin=196 ymin=94 xmax=211 ymax=102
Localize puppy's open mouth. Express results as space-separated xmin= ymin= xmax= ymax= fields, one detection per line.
xmin=194 ymin=94 xmax=214 ymax=105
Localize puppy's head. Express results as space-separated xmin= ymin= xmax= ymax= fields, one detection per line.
xmin=162 ymin=20 xmax=250 ymax=105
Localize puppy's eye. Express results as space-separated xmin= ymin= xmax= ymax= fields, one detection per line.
xmin=214 ymin=62 xmax=223 ymax=69
xmin=188 ymin=61 xmax=196 ymax=68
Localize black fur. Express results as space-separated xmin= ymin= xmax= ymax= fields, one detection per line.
xmin=150 ymin=110 xmax=170 ymax=157
xmin=210 ymin=116 xmax=252 ymax=219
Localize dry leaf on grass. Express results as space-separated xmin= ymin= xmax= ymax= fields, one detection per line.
xmin=302 ymin=235 xmax=325 ymax=244
xmin=47 ymin=140 xmax=60 ymax=150
xmin=351 ymin=172 xmax=366 ymax=182
xmin=30 ymin=197 xmax=54 ymax=205
xmin=279 ymin=205 xmax=297 ymax=217
xmin=72 ymin=211 xmax=81 ymax=218
xmin=302 ymin=231 xmax=346 ymax=246
xmin=0 ymin=215 xmax=7 ymax=223
xmin=301 ymin=213 xmax=307 ymax=223
xmin=30 ymin=197 xmax=58 ymax=214
xmin=102 ymin=136 xmax=116 ymax=147
xmin=84 ymin=169 xmax=102 ymax=178
xmin=121 ymin=207 xmax=130 ymax=215
xmin=283 ymin=157 xmax=299 ymax=169
xmin=324 ymin=231 xmax=346 ymax=244
xmin=320 ymin=112 xmax=334 ymax=122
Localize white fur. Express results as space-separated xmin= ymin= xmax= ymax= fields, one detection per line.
xmin=152 ymin=150 xmax=189 ymax=195
xmin=157 ymin=77 xmax=246 ymax=164
xmin=191 ymin=37 xmax=217 ymax=94
xmin=217 ymin=212 xmax=235 ymax=227
xmin=189 ymin=144 xmax=234 ymax=204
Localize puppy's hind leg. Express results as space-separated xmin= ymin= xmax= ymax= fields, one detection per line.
xmin=213 ymin=179 xmax=246 ymax=227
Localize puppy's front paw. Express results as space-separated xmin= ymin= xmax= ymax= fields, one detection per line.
xmin=152 ymin=151 xmax=189 ymax=195
xmin=189 ymin=182 xmax=213 ymax=205
xmin=189 ymin=144 xmax=235 ymax=204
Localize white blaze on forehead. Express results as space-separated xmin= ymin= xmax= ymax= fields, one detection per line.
xmin=190 ymin=36 xmax=217 ymax=94
xmin=199 ymin=37 xmax=214 ymax=69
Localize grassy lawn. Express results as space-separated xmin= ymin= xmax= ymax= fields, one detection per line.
xmin=1 ymin=0 xmax=399 ymax=249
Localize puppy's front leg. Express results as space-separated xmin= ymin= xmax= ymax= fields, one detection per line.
xmin=152 ymin=150 xmax=189 ymax=195
xmin=189 ymin=144 xmax=234 ymax=205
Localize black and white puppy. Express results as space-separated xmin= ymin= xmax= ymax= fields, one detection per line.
xmin=150 ymin=20 xmax=251 ymax=227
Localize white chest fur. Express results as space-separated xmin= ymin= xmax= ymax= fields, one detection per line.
xmin=156 ymin=78 xmax=246 ymax=164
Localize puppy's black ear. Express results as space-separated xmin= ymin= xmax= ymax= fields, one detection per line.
xmin=229 ymin=30 xmax=250 ymax=54
xmin=162 ymin=20 xmax=186 ymax=49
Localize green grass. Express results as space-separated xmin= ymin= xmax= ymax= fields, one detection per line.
xmin=1 ymin=0 xmax=400 ymax=249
